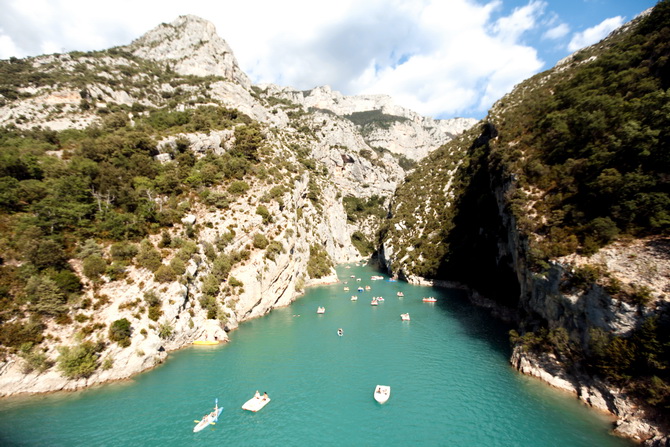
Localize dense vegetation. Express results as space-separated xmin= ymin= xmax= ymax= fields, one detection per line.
xmin=0 ymin=101 xmax=265 ymax=362
xmin=490 ymin=2 xmax=670 ymax=261
xmin=343 ymin=110 xmax=408 ymax=133
xmin=386 ymin=1 xmax=670 ymax=417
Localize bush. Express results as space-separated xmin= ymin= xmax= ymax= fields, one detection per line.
xmin=136 ymin=240 xmax=162 ymax=272
xmin=143 ymin=290 xmax=161 ymax=307
xmin=82 ymin=255 xmax=107 ymax=280
xmin=256 ymin=205 xmax=272 ymax=224
xmin=78 ymin=239 xmax=103 ymax=260
xmin=169 ymin=257 xmax=186 ymax=276
xmin=109 ymin=318 xmax=132 ymax=347
xmin=628 ymin=284 xmax=653 ymax=306
xmin=50 ymin=269 xmax=82 ymax=295
xmin=253 ymin=233 xmax=269 ymax=249
xmin=20 ymin=346 xmax=53 ymax=374
xmin=154 ymin=264 xmax=176 ymax=283
xmin=229 ymin=276 xmax=243 ymax=288
xmin=148 ymin=305 xmax=162 ymax=321
xmin=25 ymin=275 xmax=67 ymax=316
xmin=265 ymin=240 xmax=284 ymax=261
xmin=57 ymin=341 xmax=101 ymax=379
xmin=0 ymin=319 xmax=45 ymax=348
xmin=201 ymin=274 xmax=220 ymax=297
xmin=158 ymin=320 xmax=173 ymax=339
xmin=228 ymin=180 xmax=250 ymax=195
xmin=307 ymin=244 xmax=333 ymax=279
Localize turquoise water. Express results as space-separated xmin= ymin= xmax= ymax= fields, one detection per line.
xmin=0 ymin=264 xmax=632 ymax=446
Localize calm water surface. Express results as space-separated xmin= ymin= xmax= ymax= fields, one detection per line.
xmin=0 ymin=264 xmax=632 ymax=446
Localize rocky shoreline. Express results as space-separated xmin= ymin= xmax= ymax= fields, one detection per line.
xmin=399 ymin=272 xmax=669 ymax=446
xmin=0 ymin=273 xmax=340 ymax=399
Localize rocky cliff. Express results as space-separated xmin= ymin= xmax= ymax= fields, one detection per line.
xmin=0 ymin=15 xmax=474 ymax=396
xmin=380 ymin=4 xmax=670 ymax=445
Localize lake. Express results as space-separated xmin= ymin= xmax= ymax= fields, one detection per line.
xmin=0 ymin=263 xmax=632 ymax=446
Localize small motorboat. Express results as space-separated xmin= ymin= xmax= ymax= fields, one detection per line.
xmin=350 ymin=275 xmax=356 ymax=278
xmin=365 ymin=285 xmax=371 ymax=290
xmin=357 ymin=287 xmax=364 ymax=292
xmin=337 ymin=328 xmax=343 ymax=336
xmin=344 ymin=287 xmax=350 ymax=291
xmin=397 ymin=292 xmax=404 ymax=297
xmin=377 ymin=297 xmax=384 ymax=302
xmin=351 ymin=295 xmax=358 ymax=301
xmin=242 ymin=391 xmax=271 ymax=412
xmin=371 ymin=299 xmax=378 ymax=306
xmin=193 ymin=399 xmax=223 ymax=433
xmin=317 ymin=306 xmax=325 ymax=314
xmin=401 ymin=313 xmax=410 ymax=321
xmin=374 ymin=385 xmax=391 ymax=404
xmin=356 ymin=278 xmax=362 ymax=282
xmin=422 ymin=297 xmax=437 ymax=303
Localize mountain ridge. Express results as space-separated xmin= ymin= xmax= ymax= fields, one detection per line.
xmin=0 ymin=13 xmax=474 ymax=403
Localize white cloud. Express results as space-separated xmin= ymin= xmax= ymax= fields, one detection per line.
xmin=492 ymin=0 xmax=546 ymax=43
xmin=543 ymin=23 xmax=570 ymax=40
xmin=5 ymin=0 xmax=631 ymax=118
xmin=0 ymin=34 xmax=20 ymax=59
xmin=568 ymin=16 xmax=624 ymax=52
xmin=349 ymin=0 xmax=545 ymax=117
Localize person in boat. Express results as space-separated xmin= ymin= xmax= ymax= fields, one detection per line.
xmin=254 ymin=390 xmax=261 ymax=399
xmin=263 ymin=392 xmax=269 ymax=401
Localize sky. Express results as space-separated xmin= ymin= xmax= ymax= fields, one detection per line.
xmin=0 ymin=0 xmax=658 ymax=119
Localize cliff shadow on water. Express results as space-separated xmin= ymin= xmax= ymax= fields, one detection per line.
xmin=433 ymin=286 xmax=516 ymax=358
xmin=437 ymin=123 xmax=521 ymax=310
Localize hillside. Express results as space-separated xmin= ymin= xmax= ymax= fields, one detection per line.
xmin=0 ymin=15 xmax=474 ymax=395
xmin=382 ymin=3 xmax=669 ymax=443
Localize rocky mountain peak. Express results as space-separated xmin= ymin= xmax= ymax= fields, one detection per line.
xmin=126 ymin=15 xmax=251 ymax=88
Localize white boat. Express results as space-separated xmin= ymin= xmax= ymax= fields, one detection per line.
xmin=343 ymin=287 xmax=349 ymax=291
xmin=193 ymin=399 xmax=223 ymax=433
xmin=337 ymin=328 xmax=343 ymax=336
xmin=351 ymin=295 xmax=358 ymax=301
xmin=374 ymin=385 xmax=391 ymax=404
xmin=422 ymin=297 xmax=437 ymax=303
xmin=317 ymin=306 xmax=325 ymax=314
xmin=242 ymin=392 xmax=271 ymax=412
xmin=401 ymin=313 xmax=410 ymax=321
xmin=371 ymin=298 xmax=378 ymax=306
xmin=397 ymin=292 xmax=404 ymax=297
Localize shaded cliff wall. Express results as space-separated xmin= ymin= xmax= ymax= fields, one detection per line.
xmin=435 ymin=123 xmax=520 ymax=309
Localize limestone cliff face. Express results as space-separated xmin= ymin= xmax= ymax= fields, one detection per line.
xmin=0 ymin=15 xmax=475 ymax=397
xmin=127 ymin=15 xmax=252 ymax=88
xmin=260 ymin=84 xmax=477 ymax=161
xmin=378 ymin=7 xmax=670 ymax=442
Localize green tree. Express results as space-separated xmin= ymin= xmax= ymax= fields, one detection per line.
xmin=82 ymin=255 xmax=107 ymax=280
xmin=154 ymin=264 xmax=176 ymax=283
xmin=136 ymin=239 xmax=162 ymax=272
xmin=25 ymin=275 xmax=67 ymax=316
xmin=109 ymin=318 xmax=132 ymax=347
xmin=231 ymin=123 xmax=263 ymax=161
xmin=57 ymin=341 xmax=100 ymax=379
